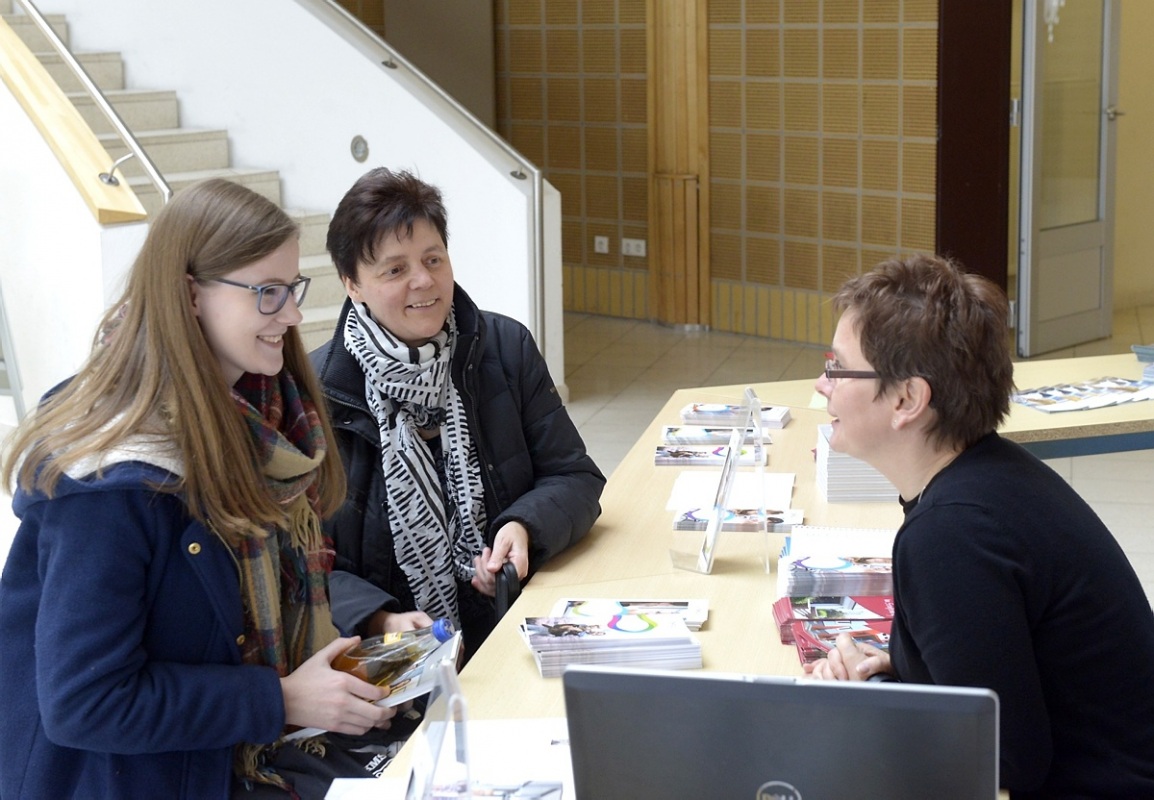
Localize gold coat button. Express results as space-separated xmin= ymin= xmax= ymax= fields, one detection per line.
xmin=187 ymin=542 xmax=202 ymax=555
xmin=236 ymin=634 xmax=246 ymax=647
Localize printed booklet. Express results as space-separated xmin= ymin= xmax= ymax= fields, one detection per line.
xmin=519 ymin=614 xmax=702 ymax=678
xmin=674 ymin=507 xmax=803 ymax=533
xmin=661 ymin=424 xmax=774 ymax=445
xmin=654 ymin=444 xmax=767 ymax=466
xmin=679 ymin=402 xmax=791 ymax=428
xmin=549 ymin=597 xmax=709 ymax=631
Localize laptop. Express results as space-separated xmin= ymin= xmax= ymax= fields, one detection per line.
xmin=563 ymin=665 xmax=998 ymax=800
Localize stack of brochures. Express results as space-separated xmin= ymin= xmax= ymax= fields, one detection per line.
xmin=661 ymin=424 xmax=773 ymax=445
xmin=772 ymin=595 xmax=894 ymax=665
xmin=520 ymin=614 xmax=702 ymax=678
xmin=815 ymin=424 xmax=897 ymax=502
xmin=548 ymin=597 xmax=709 ymax=631
xmin=673 ymin=506 xmax=803 ymax=532
xmin=774 ymin=527 xmax=896 ymax=664
xmin=654 ymin=444 xmax=767 ymax=466
xmin=679 ymin=402 xmax=791 ymax=428
xmin=520 ymin=599 xmax=706 ymax=678
xmin=776 ymin=526 xmax=895 ymax=597
xmin=1012 ymin=375 xmax=1154 ymax=412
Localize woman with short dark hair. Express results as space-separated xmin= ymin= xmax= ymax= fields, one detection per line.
xmin=807 ymin=254 xmax=1154 ymax=797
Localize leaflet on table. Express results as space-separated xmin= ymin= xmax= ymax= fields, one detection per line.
xmin=679 ymin=402 xmax=791 ymax=428
xmin=1012 ymin=376 xmax=1154 ymax=413
xmin=674 ymin=506 xmax=803 ymax=533
xmin=520 ymin=614 xmax=697 ymax=650
xmin=282 ymin=632 xmax=462 ymax=742
xmin=790 ymin=618 xmax=893 ymax=665
xmin=772 ymin=595 xmax=894 ymax=644
xmin=776 ymin=526 xmax=897 ymax=599
xmin=661 ymin=424 xmax=774 ymax=445
xmin=654 ymin=444 xmax=767 ymax=466
xmin=666 ymin=471 xmax=796 ymax=512
xmin=549 ymin=597 xmax=709 ymax=631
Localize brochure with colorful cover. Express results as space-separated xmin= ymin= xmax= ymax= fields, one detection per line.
xmin=549 ymin=598 xmax=709 ymax=631
xmin=679 ymin=402 xmax=791 ymax=428
xmin=661 ymin=424 xmax=773 ymax=445
xmin=654 ymin=444 xmax=767 ymax=466
xmin=520 ymin=614 xmax=702 ymax=678
xmin=1012 ymin=376 xmax=1154 ymax=413
xmin=772 ymin=595 xmax=894 ymax=645
xmin=790 ymin=618 xmax=893 ymax=665
xmin=520 ymin=614 xmax=697 ymax=650
xmin=674 ymin=507 xmax=803 ymax=533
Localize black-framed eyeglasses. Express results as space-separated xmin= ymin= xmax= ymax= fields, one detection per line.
xmin=824 ymin=354 xmax=879 ymax=382
xmin=209 ymin=276 xmax=311 ymax=315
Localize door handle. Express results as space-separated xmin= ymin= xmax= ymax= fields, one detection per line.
xmin=1105 ymin=106 xmax=1125 ymax=121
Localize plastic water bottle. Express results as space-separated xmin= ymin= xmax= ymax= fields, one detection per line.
xmin=332 ymin=618 xmax=456 ymax=687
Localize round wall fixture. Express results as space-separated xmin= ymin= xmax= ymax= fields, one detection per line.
xmin=350 ymin=135 xmax=369 ymax=163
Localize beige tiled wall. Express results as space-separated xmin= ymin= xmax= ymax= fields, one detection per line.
xmin=707 ymin=0 xmax=938 ymax=344
xmin=495 ymin=0 xmax=940 ymax=346
xmin=496 ymin=0 xmax=651 ymax=320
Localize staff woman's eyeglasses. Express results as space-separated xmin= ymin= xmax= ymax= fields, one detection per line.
xmin=824 ymin=353 xmax=879 ymax=382
xmin=209 ymin=276 xmax=311 ymax=315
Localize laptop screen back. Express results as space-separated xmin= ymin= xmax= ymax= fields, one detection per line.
xmin=563 ymin=665 xmax=998 ymax=800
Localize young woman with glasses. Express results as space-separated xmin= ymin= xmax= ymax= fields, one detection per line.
xmin=0 ymin=179 xmax=399 ymax=798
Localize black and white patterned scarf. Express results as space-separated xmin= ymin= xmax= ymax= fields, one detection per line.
xmin=343 ymin=302 xmax=487 ymax=625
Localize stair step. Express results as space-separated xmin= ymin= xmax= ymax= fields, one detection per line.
xmin=3 ymin=12 xmax=68 ymax=50
xmin=35 ymin=50 xmax=124 ymax=93
xmin=301 ymin=253 xmax=346 ymax=309
xmin=287 ymin=209 xmax=331 ymax=259
xmin=99 ymin=128 xmax=230 ymax=177
xmin=69 ymin=88 xmax=179 ymax=133
xmin=299 ymin=303 xmax=345 ymax=353
xmin=128 ymin=167 xmax=282 ymax=217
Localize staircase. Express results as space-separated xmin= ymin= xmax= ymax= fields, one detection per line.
xmin=1 ymin=2 xmax=346 ymax=352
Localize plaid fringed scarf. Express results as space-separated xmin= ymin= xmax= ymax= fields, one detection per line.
xmin=228 ymin=369 xmax=338 ymax=794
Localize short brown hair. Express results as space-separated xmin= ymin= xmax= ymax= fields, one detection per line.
xmin=832 ymin=254 xmax=1014 ymax=449
xmin=326 ymin=168 xmax=449 ymax=283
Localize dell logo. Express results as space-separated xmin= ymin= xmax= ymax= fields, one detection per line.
xmin=757 ymin=781 xmax=802 ymax=800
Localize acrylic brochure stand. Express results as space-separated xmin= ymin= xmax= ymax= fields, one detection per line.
xmin=670 ymin=387 xmax=771 ymax=574
xmin=405 ymin=660 xmax=470 ymax=800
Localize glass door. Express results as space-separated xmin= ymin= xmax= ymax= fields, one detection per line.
xmin=1017 ymin=0 xmax=1120 ymax=356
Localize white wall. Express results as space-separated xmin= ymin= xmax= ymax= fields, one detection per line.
xmin=36 ymin=0 xmax=563 ymax=380
xmin=0 ymin=75 xmax=146 ymax=414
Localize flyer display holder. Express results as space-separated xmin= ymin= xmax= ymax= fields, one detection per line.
xmin=670 ymin=387 xmax=770 ymax=574
xmin=404 ymin=660 xmax=470 ymax=800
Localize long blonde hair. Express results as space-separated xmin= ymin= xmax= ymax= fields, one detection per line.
xmin=2 ymin=179 xmax=345 ymax=543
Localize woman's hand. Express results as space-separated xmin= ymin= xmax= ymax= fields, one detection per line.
xmin=471 ymin=521 xmax=530 ymax=597
xmin=802 ymin=633 xmax=893 ymax=682
xmin=280 ymin=636 xmax=399 ymax=734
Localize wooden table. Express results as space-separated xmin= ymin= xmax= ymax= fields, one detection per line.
xmin=383 ymin=352 xmax=1154 ymax=785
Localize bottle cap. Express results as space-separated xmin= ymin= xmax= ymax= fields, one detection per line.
xmin=431 ymin=617 xmax=455 ymax=642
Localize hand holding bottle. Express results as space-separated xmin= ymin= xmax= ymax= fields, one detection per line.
xmin=280 ymin=636 xmax=399 ymax=735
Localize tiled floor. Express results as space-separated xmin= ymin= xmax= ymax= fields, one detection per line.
xmin=3 ymin=308 xmax=1154 ymax=602
xmin=564 ymin=309 xmax=1154 ymax=602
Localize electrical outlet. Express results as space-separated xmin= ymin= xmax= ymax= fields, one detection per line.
xmin=593 ymin=235 xmax=609 ymax=254
xmin=622 ymin=238 xmax=646 ymax=257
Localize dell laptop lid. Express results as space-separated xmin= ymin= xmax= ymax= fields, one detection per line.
xmin=563 ymin=665 xmax=998 ymax=800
